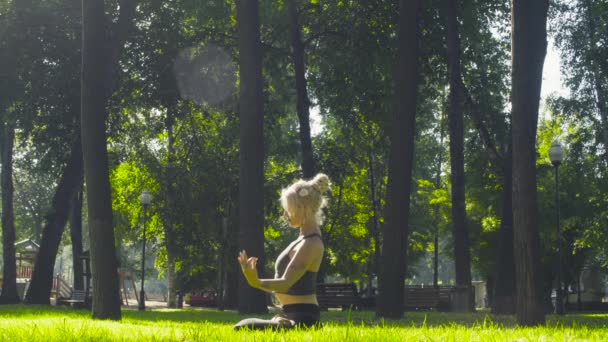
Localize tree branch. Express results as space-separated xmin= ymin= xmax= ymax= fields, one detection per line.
xmin=111 ymin=0 xmax=137 ymax=61
xmin=103 ymin=0 xmax=137 ymax=98
xmin=462 ymin=84 xmax=503 ymax=162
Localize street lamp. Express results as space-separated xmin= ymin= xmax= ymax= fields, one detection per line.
xmin=549 ymin=142 xmax=564 ymax=315
xmin=139 ymin=189 xmax=152 ymax=311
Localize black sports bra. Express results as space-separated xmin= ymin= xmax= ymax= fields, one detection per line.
xmin=274 ymin=233 xmax=321 ymax=295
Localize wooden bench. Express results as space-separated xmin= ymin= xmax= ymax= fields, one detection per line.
xmin=316 ymin=283 xmax=361 ymax=310
xmin=404 ymin=286 xmax=454 ymax=311
xmin=58 ymin=289 xmax=91 ymax=308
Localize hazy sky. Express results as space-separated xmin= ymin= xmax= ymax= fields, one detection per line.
xmin=542 ymin=39 xmax=568 ymax=99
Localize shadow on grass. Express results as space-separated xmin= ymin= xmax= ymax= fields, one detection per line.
xmin=2 ymin=304 xmax=607 ymax=329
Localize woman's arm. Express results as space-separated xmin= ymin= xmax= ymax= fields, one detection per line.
xmin=239 ymin=240 xmax=322 ymax=293
xmin=260 ymin=240 xmax=323 ymax=293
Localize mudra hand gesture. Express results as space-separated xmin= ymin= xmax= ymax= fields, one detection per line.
xmin=238 ymin=250 xmax=261 ymax=288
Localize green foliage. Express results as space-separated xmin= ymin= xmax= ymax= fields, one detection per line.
xmin=548 ymin=0 xmax=608 ymax=271
xmin=0 ymin=0 xmax=82 ymax=247
xmin=2 ymin=0 xmax=607 ymax=307
xmin=110 ymin=161 xmax=159 ymax=241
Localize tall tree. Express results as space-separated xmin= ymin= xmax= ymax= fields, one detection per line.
xmin=0 ymin=120 xmax=19 ymax=304
xmin=0 ymin=0 xmax=29 ymax=305
xmin=377 ymin=0 xmax=421 ymax=319
xmin=446 ymin=0 xmax=473 ymax=311
xmin=25 ymin=136 xmax=83 ymax=304
xmin=493 ymin=145 xmax=515 ymax=314
xmin=465 ymin=58 xmax=514 ymax=315
xmin=366 ymin=123 xmax=382 ymax=296
xmin=70 ymin=187 xmax=85 ymax=291
xmin=555 ymin=0 xmax=608 ymax=159
xmin=288 ymin=0 xmax=315 ymax=178
xmin=125 ymin=0 xmax=190 ymax=308
xmin=583 ymin=0 xmax=608 ymax=155
xmin=163 ymin=101 xmax=179 ymax=308
xmin=457 ymin=0 xmax=514 ymax=313
xmin=81 ymin=0 xmax=120 ymax=318
xmin=18 ymin=0 xmax=86 ymax=304
xmin=510 ymin=0 xmax=548 ymax=326
xmin=81 ymin=0 xmax=136 ymax=319
xmin=552 ymin=0 xmax=608 ymax=268
xmin=235 ymin=0 xmax=267 ymax=314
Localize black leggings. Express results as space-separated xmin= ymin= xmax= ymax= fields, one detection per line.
xmin=233 ymin=304 xmax=321 ymax=330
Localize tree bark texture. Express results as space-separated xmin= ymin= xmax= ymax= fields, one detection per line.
xmin=433 ymin=112 xmax=445 ymax=287
xmin=236 ymin=0 xmax=267 ymax=314
xmin=377 ymin=0 xmax=420 ymax=319
xmin=492 ymin=147 xmax=516 ymax=314
xmin=25 ymin=136 xmax=84 ymax=304
xmin=81 ymin=0 xmax=122 ymax=320
xmin=584 ymin=0 xmax=608 ymax=157
xmin=166 ymin=253 xmax=177 ymax=307
xmin=511 ymin=0 xmax=548 ymax=326
xmin=222 ymin=207 xmax=239 ymax=309
xmin=367 ymin=135 xmax=381 ymax=296
xmin=594 ymin=75 xmax=608 ymax=155
xmin=463 ymin=42 xmax=516 ymax=316
xmin=70 ymin=187 xmax=85 ymax=291
xmin=446 ymin=0 xmax=473 ymax=310
xmin=164 ymin=106 xmax=178 ymax=308
xmin=317 ymin=179 xmax=345 ymax=283
xmin=288 ymin=0 xmax=315 ymax=179
xmin=0 ymin=121 xmax=19 ymax=304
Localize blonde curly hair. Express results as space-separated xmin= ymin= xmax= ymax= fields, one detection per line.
xmin=280 ymin=173 xmax=331 ymax=226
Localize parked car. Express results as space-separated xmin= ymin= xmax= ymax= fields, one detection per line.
xmin=185 ymin=290 xmax=218 ymax=307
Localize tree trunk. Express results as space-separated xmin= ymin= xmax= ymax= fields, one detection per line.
xmin=433 ymin=111 xmax=445 ymax=287
xmin=214 ymin=187 xmax=241 ymax=308
xmin=317 ymin=177 xmax=345 ymax=283
xmin=584 ymin=0 xmax=608 ymax=156
xmin=367 ymin=131 xmax=380 ymax=297
xmin=492 ymin=146 xmax=516 ymax=314
xmin=463 ymin=39 xmax=515 ymax=317
xmin=594 ymin=75 xmax=608 ymax=154
xmin=164 ymin=107 xmax=178 ymax=308
xmin=70 ymin=186 xmax=85 ymax=291
xmin=236 ymin=0 xmax=267 ymax=314
xmin=81 ymin=0 xmax=121 ymax=320
xmin=25 ymin=137 xmax=84 ymax=304
xmin=223 ymin=260 xmax=240 ymax=309
xmin=79 ymin=0 xmax=135 ymax=319
xmin=0 ymin=121 xmax=19 ymax=304
xmin=166 ymin=253 xmax=176 ymax=307
xmin=288 ymin=0 xmax=315 ymax=178
xmin=511 ymin=0 xmax=548 ymax=326
xmin=446 ymin=0 xmax=472 ymax=312
xmin=377 ymin=0 xmax=420 ymax=319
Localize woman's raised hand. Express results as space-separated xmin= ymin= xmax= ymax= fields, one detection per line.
xmin=237 ymin=250 xmax=261 ymax=288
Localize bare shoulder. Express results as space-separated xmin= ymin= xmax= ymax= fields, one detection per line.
xmin=303 ymin=235 xmax=324 ymax=252
xmin=290 ymin=235 xmax=324 ymax=269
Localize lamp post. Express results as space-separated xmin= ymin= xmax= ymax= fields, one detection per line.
xmin=549 ymin=142 xmax=564 ymax=315
xmin=139 ymin=189 xmax=152 ymax=311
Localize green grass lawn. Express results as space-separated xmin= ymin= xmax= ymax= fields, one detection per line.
xmin=0 ymin=305 xmax=607 ymax=341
